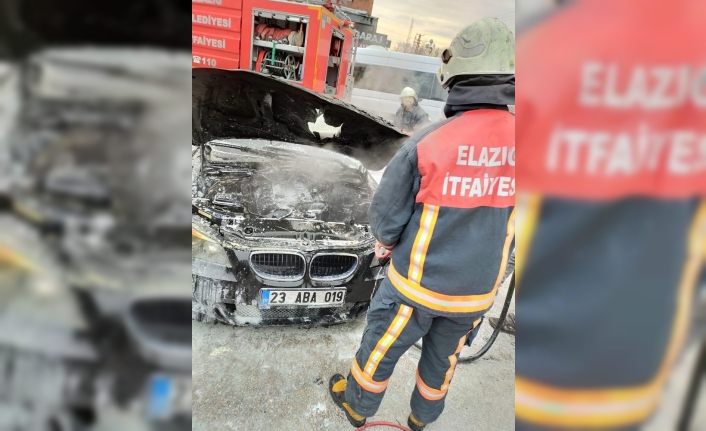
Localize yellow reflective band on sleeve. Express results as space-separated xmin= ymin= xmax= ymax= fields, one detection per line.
xmin=408 ymin=204 xmax=439 ymax=284
xmin=494 ymin=208 xmax=516 ymax=290
xmin=515 ymin=194 xmax=541 ymax=285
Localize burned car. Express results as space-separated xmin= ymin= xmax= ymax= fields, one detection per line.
xmin=8 ymin=47 xmax=193 ymax=429
xmin=192 ymin=69 xmax=405 ymax=325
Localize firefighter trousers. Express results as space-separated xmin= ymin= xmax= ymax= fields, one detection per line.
xmin=345 ymin=279 xmax=481 ymax=424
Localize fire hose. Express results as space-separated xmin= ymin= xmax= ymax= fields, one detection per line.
xmin=411 ymin=266 xmax=515 ymax=364
xmin=458 ymin=271 xmax=514 ymax=363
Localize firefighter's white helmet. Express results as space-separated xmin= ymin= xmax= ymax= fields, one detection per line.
xmin=438 ymin=17 xmax=515 ymax=88
xmin=400 ymin=87 xmax=418 ymax=101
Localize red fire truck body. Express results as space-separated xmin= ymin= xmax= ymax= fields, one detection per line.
xmin=192 ymin=0 xmax=355 ymax=99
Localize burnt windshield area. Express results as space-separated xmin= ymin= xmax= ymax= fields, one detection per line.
xmin=0 ymin=0 xmax=190 ymax=57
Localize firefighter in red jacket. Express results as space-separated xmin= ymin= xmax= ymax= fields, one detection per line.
xmin=516 ymin=1 xmax=706 ymax=429
xmin=328 ymin=18 xmax=515 ymax=430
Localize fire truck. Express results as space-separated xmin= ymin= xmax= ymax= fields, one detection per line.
xmin=192 ymin=0 xmax=356 ymax=99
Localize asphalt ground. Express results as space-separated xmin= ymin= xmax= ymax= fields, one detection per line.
xmin=192 ymin=280 xmax=515 ymax=431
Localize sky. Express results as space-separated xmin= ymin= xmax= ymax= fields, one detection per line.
xmin=371 ymin=0 xmax=515 ymax=51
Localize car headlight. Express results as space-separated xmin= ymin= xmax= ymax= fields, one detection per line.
xmin=0 ymin=244 xmax=37 ymax=272
xmin=192 ymin=228 xmax=230 ymax=267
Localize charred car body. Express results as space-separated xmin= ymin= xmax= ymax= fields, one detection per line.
xmin=192 ymin=69 xmax=405 ymax=325
xmin=9 ymin=48 xmax=192 ymax=429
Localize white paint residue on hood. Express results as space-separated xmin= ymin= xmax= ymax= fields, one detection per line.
xmin=308 ymin=110 xmax=342 ymax=139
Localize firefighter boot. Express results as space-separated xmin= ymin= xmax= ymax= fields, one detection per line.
xmin=407 ymin=413 xmax=427 ymax=431
xmin=329 ymin=374 xmax=366 ymax=427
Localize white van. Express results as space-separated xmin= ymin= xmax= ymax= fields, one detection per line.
xmin=350 ymin=47 xmax=447 ymax=124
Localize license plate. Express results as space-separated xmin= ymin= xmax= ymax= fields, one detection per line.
xmin=147 ymin=375 xmax=173 ymax=419
xmin=147 ymin=374 xmax=191 ymax=419
xmin=259 ymin=288 xmax=346 ymax=309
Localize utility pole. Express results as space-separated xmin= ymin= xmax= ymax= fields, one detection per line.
xmin=405 ymin=18 xmax=414 ymax=52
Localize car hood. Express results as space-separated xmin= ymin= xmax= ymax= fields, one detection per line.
xmin=192 ymin=69 xmax=406 ymax=171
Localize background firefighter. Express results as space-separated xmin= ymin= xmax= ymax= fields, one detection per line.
xmin=394 ymin=87 xmax=430 ymax=134
xmin=329 ymin=18 xmax=515 ymax=430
